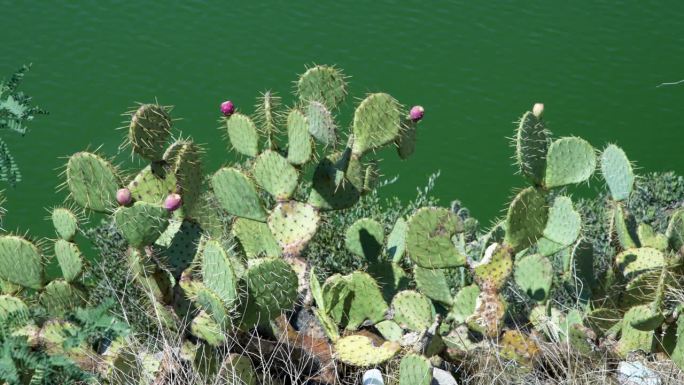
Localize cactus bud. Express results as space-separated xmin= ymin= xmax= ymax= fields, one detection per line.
xmin=164 ymin=193 xmax=182 ymax=212
xmin=220 ymin=100 xmax=235 ymax=116
xmin=532 ymin=103 xmax=544 ymax=118
xmin=116 ymin=188 xmax=132 ymax=206
xmin=409 ymin=105 xmax=424 ymax=122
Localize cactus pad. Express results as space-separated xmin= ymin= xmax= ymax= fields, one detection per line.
xmin=210 ymin=167 xmax=267 ymax=222
xmin=615 ymin=247 xmax=666 ymax=279
xmin=406 ymin=207 xmax=465 ymax=268
xmin=225 ymin=113 xmax=259 ymax=157
xmin=351 ymin=93 xmax=402 ymax=156
xmin=306 ymin=101 xmax=336 ymax=146
xmin=472 ymin=244 xmax=513 ymax=292
xmin=504 ymin=186 xmax=548 ymax=252
xmin=387 ymin=217 xmax=408 ymax=263
xmin=313 ymin=307 xmax=340 ymax=342
xmin=128 ymin=104 xmax=172 ymax=161
xmin=391 ymin=290 xmax=435 ymax=332
xmin=163 ymin=139 xmax=203 ymax=216
xmin=399 ymin=353 xmax=433 ymax=385
xmin=114 ymin=201 xmax=170 ymax=247
xmin=467 ymin=291 xmax=507 ymax=337
xmin=541 ymin=196 xmax=580 ymax=248
xmin=515 ymin=110 xmax=550 ymax=185
xmin=38 ymin=279 xmax=84 ymax=315
xmin=667 ymin=209 xmax=684 ymax=252
xmin=54 ymin=239 xmax=83 ymax=283
xmin=414 ymin=266 xmax=452 ymax=306
xmin=345 ymin=218 xmax=384 ymax=261
xmin=232 ymin=218 xmax=281 ymax=258
xmin=223 ymin=354 xmax=257 ymax=385
xmin=127 ymin=163 xmax=177 ymax=205
xmin=252 ymin=150 xmax=299 ymax=200
xmin=334 ymin=334 xmax=400 ymax=367
xmin=190 ymin=311 xmax=226 ymax=346
xmin=297 ymin=65 xmax=347 ymax=110
xmin=618 ymin=305 xmax=655 ymax=357
xmin=601 ymin=144 xmax=634 ymax=201
xmin=245 ymin=257 xmax=299 ymax=322
xmin=0 ymin=295 xmax=29 ymax=327
xmin=0 ymin=236 xmax=43 ymax=289
xmin=155 ymin=219 xmax=202 ymax=278
xmin=267 ymin=201 xmax=319 ymax=257
xmin=375 ymin=319 xmax=403 ymax=342
xmin=448 ymin=284 xmax=481 ymax=324
xmin=308 ymin=152 xmax=361 ymax=210
xmin=345 ymin=272 xmax=389 ymax=329
xmin=637 ymin=223 xmax=668 ymax=251
xmin=396 ymin=119 xmax=418 ymax=159
xmin=544 ymin=137 xmax=596 ymax=188
xmin=51 ymin=208 xmax=78 ymax=241
xmin=66 ymin=152 xmax=119 ymax=212
xmin=514 ymin=254 xmax=553 ymax=302
xmin=500 ymin=329 xmax=539 ymax=364
xmin=286 ymin=109 xmax=313 ymax=165
xmin=201 ymin=240 xmax=239 ymax=306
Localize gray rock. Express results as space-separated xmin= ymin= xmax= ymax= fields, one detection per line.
xmin=617 ymin=361 xmax=661 ymax=385
xmin=362 ymin=368 xmax=384 ymax=385
xmin=432 ymin=368 xmax=458 ymax=385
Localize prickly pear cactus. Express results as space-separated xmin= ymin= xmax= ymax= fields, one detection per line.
xmin=126 ymin=103 xmax=172 ymax=161
xmin=334 ymin=334 xmax=400 ymax=367
xmin=544 ymin=137 xmax=596 ymax=188
xmin=601 ymin=144 xmax=634 ymax=201
xmin=514 ymin=254 xmax=553 ymax=302
xmin=504 ymin=187 xmax=548 ymax=252
xmin=515 ymin=108 xmax=550 ymax=185
xmin=391 ymin=290 xmax=435 ymax=332
xmin=399 ymin=353 xmax=433 ymax=385
xmin=243 ymin=257 xmax=299 ymax=324
xmin=0 ymin=235 xmax=44 ymax=289
xmin=406 ymin=207 xmax=465 ymax=268
xmin=65 ymin=152 xmax=120 ymax=212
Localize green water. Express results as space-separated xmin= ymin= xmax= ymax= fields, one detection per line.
xmin=2 ymin=2 xmax=684 ymax=238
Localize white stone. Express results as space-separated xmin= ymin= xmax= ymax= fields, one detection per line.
xmin=362 ymin=368 xmax=384 ymax=385
xmin=617 ymin=361 xmax=661 ymax=385
xmin=432 ymin=368 xmax=458 ymax=385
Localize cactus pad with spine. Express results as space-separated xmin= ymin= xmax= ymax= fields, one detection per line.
xmin=163 ymin=139 xmax=203 ymax=216
xmin=615 ymin=247 xmax=665 ymax=279
xmin=190 ymin=311 xmax=226 ymax=346
xmin=500 ymin=329 xmax=539 ymax=364
xmin=128 ymin=104 xmax=172 ymax=161
xmin=399 ymin=353 xmax=433 ymax=385
xmin=127 ymin=163 xmax=177 ymax=205
xmin=54 ymin=239 xmax=83 ymax=283
xmin=201 ymin=240 xmax=238 ymax=306
xmin=286 ymin=109 xmax=312 ymax=165
xmin=514 ymin=254 xmax=553 ymax=302
xmin=0 ymin=236 xmax=43 ymax=289
xmin=614 ymin=204 xmax=639 ymax=249
xmin=252 ymin=150 xmax=299 ymax=200
xmin=306 ymin=101 xmax=336 ymax=146
xmin=223 ymin=354 xmax=257 ymax=385
xmin=66 ymin=152 xmax=120 ymax=212
xmin=322 ymin=274 xmax=354 ymax=324
xmin=406 ymin=207 xmax=465 ymax=268
xmin=375 ymin=320 xmax=403 ymax=342
xmin=515 ymin=110 xmax=549 ymax=185
xmin=414 ymin=266 xmax=452 ymax=306
xmin=351 ymin=93 xmax=402 ymax=156
xmin=312 ymin=307 xmax=340 ymax=342
xmin=344 ymin=272 xmax=389 ymax=329
xmin=391 ymin=290 xmax=435 ymax=331
xmin=472 ymin=244 xmax=513 ymax=291
xmin=504 ymin=186 xmax=548 ymax=252
xmin=225 ymin=113 xmax=259 ymax=157
xmin=397 ymin=119 xmax=418 ymax=159
xmin=51 ymin=208 xmax=78 ymax=241
xmin=334 ymin=334 xmax=400 ymax=367
xmin=38 ymin=279 xmax=84 ymax=315
xmin=541 ymin=196 xmax=580 ymax=248
xmin=448 ymin=284 xmax=480 ymax=324
xmin=211 ymin=167 xmax=267 ymax=221
xmin=467 ymin=291 xmax=507 ymax=337
xmin=244 ymin=257 xmax=299 ymax=322
xmin=601 ymin=144 xmax=634 ymax=201
xmin=387 ymin=217 xmax=407 ymax=263
xmin=155 ymin=219 xmax=202 ymax=277
xmin=637 ymin=223 xmax=668 ymax=251
xmin=232 ymin=218 xmax=281 ymax=258
xmin=297 ymin=65 xmax=347 ymax=110
xmin=544 ymin=137 xmax=596 ymax=188
xmin=267 ymin=201 xmax=319 ymax=257
xmin=345 ymin=218 xmax=384 ymax=261
xmin=667 ymin=209 xmax=684 ymax=252
xmin=618 ymin=305 xmax=655 ymax=357
xmin=182 ymin=279 xmax=231 ymax=326
xmin=114 ymin=202 xmax=170 ymax=247
xmin=0 ymin=295 xmax=29 ymax=327
xmin=308 ymin=151 xmax=361 ymax=210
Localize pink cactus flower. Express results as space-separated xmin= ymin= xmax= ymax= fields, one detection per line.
xmin=116 ymin=188 xmax=132 ymax=206
xmin=409 ymin=105 xmax=424 ymax=122
xmin=221 ymin=100 xmax=235 ymax=116
xmin=164 ymin=193 xmax=182 ymax=212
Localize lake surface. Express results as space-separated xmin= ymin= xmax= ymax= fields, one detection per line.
xmin=2 ymin=1 xmax=684 ymax=238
